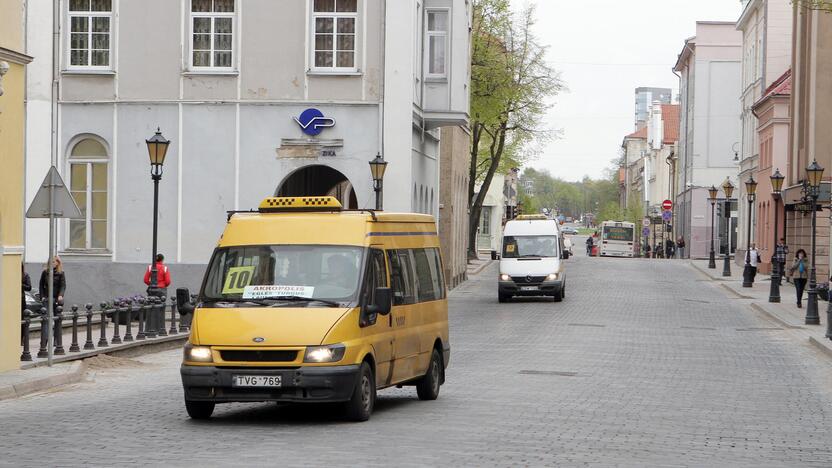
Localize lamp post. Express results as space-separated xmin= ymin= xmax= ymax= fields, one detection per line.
xmin=805 ymin=160 xmax=824 ymax=325
xmin=708 ymin=185 xmax=718 ymax=269
xmin=145 ymin=128 xmax=170 ymax=336
xmin=369 ymin=153 xmax=388 ymax=211
xmin=742 ymin=176 xmax=758 ymax=287
xmin=722 ymin=178 xmax=735 ymax=277
xmin=769 ymin=169 xmax=785 ymax=303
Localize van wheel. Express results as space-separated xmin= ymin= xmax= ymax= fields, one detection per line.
xmin=344 ymin=362 xmax=375 ymax=422
xmin=498 ymin=293 xmax=510 ymax=303
xmin=552 ymin=288 xmax=563 ymax=302
xmin=416 ymin=349 xmax=442 ymax=401
xmin=185 ymin=400 xmax=215 ymax=420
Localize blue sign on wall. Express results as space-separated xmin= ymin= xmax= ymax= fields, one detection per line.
xmin=293 ymin=108 xmax=336 ymax=136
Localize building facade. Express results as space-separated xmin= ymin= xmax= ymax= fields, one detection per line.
xmin=476 ymin=173 xmax=506 ymax=255
xmin=634 ymin=87 xmax=671 ymax=130
xmin=673 ymin=22 xmax=742 ymax=259
xmin=24 ymin=0 xmax=472 ymax=305
xmin=438 ymin=125 xmax=470 ymax=289
xmin=785 ymin=4 xmax=832 ymax=280
xmin=735 ymin=0 xmax=792 ymax=267
xmin=0 ymin=0 xmax=34 ymax=372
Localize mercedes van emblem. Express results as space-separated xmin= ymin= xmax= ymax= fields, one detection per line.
xmin=252 ymin=337 xmax=265 ymax=343
xmin=526 ymin=275 xmax=533 ymax=283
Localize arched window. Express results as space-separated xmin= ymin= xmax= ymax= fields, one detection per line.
xmin=68 ymin=137 xmax=108 ymax=250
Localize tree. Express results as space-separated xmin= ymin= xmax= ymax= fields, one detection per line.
xmin=793 ymin=0 xmax=832 ymax=11
xmin=467 ymin=0 xmax=563 ymax=259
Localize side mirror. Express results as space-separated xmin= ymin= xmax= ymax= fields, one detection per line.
xmin=366 ymin=287 xmax=392 ymax=316
xmin=176 ymin=287 xmax=194 ymax=315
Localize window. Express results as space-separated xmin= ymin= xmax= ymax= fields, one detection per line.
xmin=388 ymin=250 xmax=417 ymax=305
xmin=425 ymin=10 xmax=448 ymax=78
xmin=68 ymin=0 xmax=112 ymax=68
xmin=190 ymin=0 xmax=235 ymax=69
xmin=312 ymin=0 xmax=358 ymax=70
xmin=480 ymin=208 xmax=491 ymax=235
xmin=68 ymin=138 xmax=108 ymax=250
xmin=413 ymin=248 xmax=444 ymax=302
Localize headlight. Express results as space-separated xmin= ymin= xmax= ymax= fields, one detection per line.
xmin=500 ymin=274 xmax=511 ymax=281
xmin=184 ymin=343 xmax=213 ymax=363
xmin=304 ymin=344 xmax=346 ymax=363
xmin=547 ymin=273 xmax=559 ymax=281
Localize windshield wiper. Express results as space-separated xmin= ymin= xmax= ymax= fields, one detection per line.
xmin=202 ymin=298 xmax=278 ymax=307
xmin=268 ymin=296 xmax=341 ymax=307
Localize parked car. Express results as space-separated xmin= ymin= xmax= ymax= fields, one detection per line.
xmin=561 ymin=226 xmax=578 ymax=235
xmin=24 ymin=291 xmax=41 ymax=313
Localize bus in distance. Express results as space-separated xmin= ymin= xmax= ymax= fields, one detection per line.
xmin=599 ymin=221 xmax=635 ymax=257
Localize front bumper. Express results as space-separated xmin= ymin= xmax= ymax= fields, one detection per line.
xmin=499 ymin=280 xmax=563 ymax=296
xmin=181 ymin=364 xmax=360 ymax=403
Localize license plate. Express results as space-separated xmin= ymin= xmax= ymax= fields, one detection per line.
xmin=520 ymin=286 xmax=539 ymax=291
xmin=232 ymin=375 xmax=282 ymax=388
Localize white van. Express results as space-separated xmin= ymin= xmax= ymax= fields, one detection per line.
xmin=497 ymin=217 xmax=569 ymax=303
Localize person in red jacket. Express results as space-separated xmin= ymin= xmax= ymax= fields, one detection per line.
xmin=144 ymin=253 xmax=172 ymax=298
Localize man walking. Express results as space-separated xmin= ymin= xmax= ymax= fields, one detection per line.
xmin=144 ymin=253 xmax=172 ymax=298
xmin=774 ymin=237 xmax=788 ymax=285
xmin=676 ymin=236 xmax=686 ymax=259
xmin=748 ymin=243 xmax=761 ymax=283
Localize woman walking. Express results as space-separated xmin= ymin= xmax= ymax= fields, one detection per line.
xmin=789 ymin=249 xmax=809 ymax=308
xmin=39 ymin=256 xmax=66 ymax=306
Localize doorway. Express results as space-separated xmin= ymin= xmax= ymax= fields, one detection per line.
xmin=276 ymin=165 xmax=358 ymax=209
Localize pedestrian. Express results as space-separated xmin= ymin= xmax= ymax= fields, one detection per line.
xmin=144 ymin=253 xmax=172 ymax=298
xmin=747 ymin=243 xmax=761 ymax=282
xmin=677 ymin=236 xmax=686 ymax=258
xmin=38 ymin=256 xmax=66 ymax=306
xmin=774 ymin=237 xmax=788 ymax=284
xmin=789 ymin=249 xmax=809 ymax=308
xmin=585 ymin=236 xmax=594 ymax=256
xmin=644 ymin=242 xmax=651 ymax=258
xmin=665 ymin=238 xmax=676 ymax=259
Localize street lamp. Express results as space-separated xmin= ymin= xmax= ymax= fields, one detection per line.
xmin=708 ymin=185 xmax=718 ymax=269
xmin=369 ymin=153 xmax=387 ymax=211
xmin=769 ymin=169 xmax=785 ymax=303
xmin=742 ymin=176 xmax=758 ymax=287
xmin=145 ymin=128 xmax=170 ymax=337
xmin=722 ymin=178 xmax=735 ymax=277
xmin=805 ymin=160 xmax=824 ymax=325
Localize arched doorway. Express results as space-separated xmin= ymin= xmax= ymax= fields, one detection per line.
xmin=276 ymin=165 xmax=358 ymax=209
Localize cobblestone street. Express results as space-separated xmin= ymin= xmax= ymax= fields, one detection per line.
xmin=3 ymin=251 xmax=832 ymax=466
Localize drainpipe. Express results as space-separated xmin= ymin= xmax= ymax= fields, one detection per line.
xmin=52 ymin=0 xmax=60 ymax=167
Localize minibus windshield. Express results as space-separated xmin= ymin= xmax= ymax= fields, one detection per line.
xmin=502 ymin=235 xmax=559 ymax=258
xmin=201 ymin=245 xmax=363 ymax=306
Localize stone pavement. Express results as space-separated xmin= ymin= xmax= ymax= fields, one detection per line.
xmin=1 ymin=254 xmax=832 ymax=466
xmin=690 ymin=259 xmax=832 ymax=358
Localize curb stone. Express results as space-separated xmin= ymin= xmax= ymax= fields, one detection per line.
xmin=809 ymin=336 xmax=832 ymax=359
xmin=468 ymin=259 xmax=493 ymax=276
xmin=0 ymin=361 xmax=86 ymax=402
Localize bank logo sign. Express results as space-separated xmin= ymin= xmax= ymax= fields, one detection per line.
xmin=294 ymin=108 xmax=335 ymax=136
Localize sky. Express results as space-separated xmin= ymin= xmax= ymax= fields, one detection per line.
xmin=527 ymin=0 xmax=744 ymax=182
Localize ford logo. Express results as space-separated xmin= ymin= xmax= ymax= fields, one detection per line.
xmin=252 ymin=337 xmax=265 ymax=343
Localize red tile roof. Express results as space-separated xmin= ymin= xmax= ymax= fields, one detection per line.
xmin=661 ymin=104 xmax=680 ymax=144
xmin=762 ymin=69 xmax=792 ymax=98
xmin=625 ymin=126 xmax=648 ymax=139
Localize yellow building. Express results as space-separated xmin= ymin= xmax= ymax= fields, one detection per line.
xmin=0 ymin=0 xmax=34 ymax=372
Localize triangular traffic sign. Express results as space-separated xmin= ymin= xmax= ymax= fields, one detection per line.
xmin=25 ymin=166 xmax=83 ymax=219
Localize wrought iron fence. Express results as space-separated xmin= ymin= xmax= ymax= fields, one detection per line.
xmin=20 ymin=295 xmax=192 ymax=362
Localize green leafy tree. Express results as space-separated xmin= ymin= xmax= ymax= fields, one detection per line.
xmin=793 ymin=0 xmax=832 ymax=11
xmin=467 ymin=0 xmax=564 ymax=259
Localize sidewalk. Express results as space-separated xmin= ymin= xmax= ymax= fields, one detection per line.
xmin=467 ymin=255 xmax=493 ymax=277
xmin=689 ymin=260 xmax=832 ymax=357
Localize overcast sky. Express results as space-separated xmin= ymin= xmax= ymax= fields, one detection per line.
xmin=527 ymin=0 xmax=743 ymax=182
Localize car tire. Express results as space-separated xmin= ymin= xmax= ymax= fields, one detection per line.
xmin=344 ymin=362 xmax=375 ymax=422
xmin=416 ymin=349 xmax=442 ymax=401
xmin=552 ymin=287 xmax=563 ymax=302
xmin=185 ymin=400 xmax=215 ymax=420
xmin=498 ymin=293 xmax=510 ymax=303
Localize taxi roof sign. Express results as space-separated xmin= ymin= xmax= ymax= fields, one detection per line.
xmin=258 ymin=196 xmax=342 ymax=212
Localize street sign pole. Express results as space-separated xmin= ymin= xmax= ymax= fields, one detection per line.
xmin=26 ymin=166 xmax=82 ymax=366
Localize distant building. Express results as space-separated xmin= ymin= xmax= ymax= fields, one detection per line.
xmin=634 ymin=87 xmax=672 ymax=130
xmin=673 ymin=22 xmax=742 ymax=260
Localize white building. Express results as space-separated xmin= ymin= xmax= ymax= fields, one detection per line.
xmin=673 ymin=22 xmax=742 ymax=259
xmin=24 ymin=0 xmax=471 ymax=304
xmin=476 ymin=174 xmax=506 ymax=255
xmin=735 ymin=0 xmax=792 ymax=264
